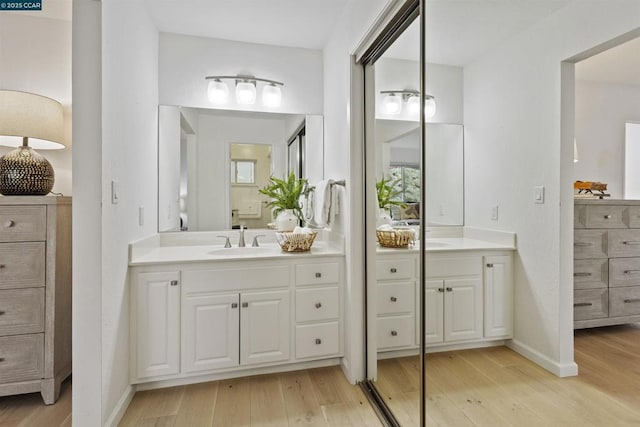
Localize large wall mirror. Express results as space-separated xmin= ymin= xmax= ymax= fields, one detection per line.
xmin=158 ymin=105 xmax=323 ymax=232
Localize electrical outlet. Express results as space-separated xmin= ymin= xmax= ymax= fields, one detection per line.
xmin=534 ymin=186 xmax=545 ymax=204
xmin=491 ymin=205 xmax=499 ymax=221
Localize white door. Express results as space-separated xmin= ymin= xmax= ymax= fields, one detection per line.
xmin=425 ymin=280 xmax=444 ymax=344
xmin=134 ymin=271 xmax=181 ymax=379
xmin=444 ymin=278 xmax=482 ymax=342
xmin=484 ymin=255 xmax=513 ymax=338
xmin=182 ymin=293 xmax=239 ymax=373
xmin=240 ymin=290 xmax=290 ymax=365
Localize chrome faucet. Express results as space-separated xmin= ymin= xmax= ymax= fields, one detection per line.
xmin=238 ymin=225 xmax=246 ymax=247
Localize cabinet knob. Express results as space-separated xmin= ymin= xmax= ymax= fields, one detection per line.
xmin=446 ymin=287 xmax=453 ymax=292
xmin=242 ymin=302 xmax=249 ymax=308
xmin=315 ymin=272 xmax=322 ymax=278
xmin=438 ymin=288 xmax=444 ymax=293
xmin=0 ymin=358 xmax=4 ymax=362
xmin=486 ymin=263 xmax=494 ymax=268
xmin=3 ymin=220 xmax=14 ymax=228
xmin=390 ymin=296 xmax=397 ymax=302
xmin=315 ymin=338 xmax=322 ymax=345
xmin=315 ymin=302 xmax=322 ymax=309
xmin=231 ymin=303 xmax=238 ymax=309
xmin=0 ymin=264 xmax=5 ymax=269
xmin=604 ymin=214 xmax=612 ymax=219
xmin=170 ymin=280 xmax=178 ymax=286
xmin=390 ymin=268 xmax=397 ymax=273
xmin=390 ymin=330 xmax=398 ymax=336
xmin=0 ymin=311 xmax=4 ymax=315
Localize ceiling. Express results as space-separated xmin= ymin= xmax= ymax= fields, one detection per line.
xmin=576 ymin=36 xmax=640 ymax=87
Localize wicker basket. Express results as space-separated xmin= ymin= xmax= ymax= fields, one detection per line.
xmin=376 ymin=228 xmax=415 ymax=248
xmin=275 ymin=231 xmax=318 ymax=252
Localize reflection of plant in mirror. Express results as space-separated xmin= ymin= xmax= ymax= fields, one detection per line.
xmin=376 ymin=177 xmax=406 ymax=210
xmin=259 ymin=172 xmax=312 ymax=220
xmin=389 ymin=166 xmax=420 ymax=203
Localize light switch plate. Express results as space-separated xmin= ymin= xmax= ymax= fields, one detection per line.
xmin=111 ymin=180 xmax=119 ymax=205
xmin=491 ymin=205 xmax=499 ymax=221
xmin=534 ymin=186 xmax=545 ymax=204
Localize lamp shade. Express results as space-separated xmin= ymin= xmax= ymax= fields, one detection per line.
xmin=406 ymin=94 xmax=421 ymax=114
xmin=0 ymin=90 xmax=65 ymax=149
xmin=236 ymin=81 xmax=257 ymax=105
xmin=262 ymin=84 xmax=282 ymax=107
xmin=424 ymin=95 xmax=437 ymax=118
xmin=207 ymin=79 xmax=229 ymax=104
xmin=383 ymin=93 xmax=402 ymax=115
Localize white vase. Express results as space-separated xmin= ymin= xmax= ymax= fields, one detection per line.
xmin=276 ymin=209 xmax=297 ymax=231
xmin=377 ymin=208 xmax=392 ymax=228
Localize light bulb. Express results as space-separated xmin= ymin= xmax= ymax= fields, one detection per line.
xmin=424 ymin=95 xmax=436 ymax=118
xmin=207 ymin=79 xmax=229 ymax=104
xmin=383 ymin=93 xmax=402 ymax=115
xmin=262 ymin=84 xmax=282 ymax=107
xmin=407 ymin=94 xmax=420 ymax=115
xmin=235 ymin=81 xmax=256 ymax=105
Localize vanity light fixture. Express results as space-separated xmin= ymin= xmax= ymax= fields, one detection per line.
xmin=380 ymin=90 xmax=436 ymax=118
xmin=205 ymin=75 xmax=284 ymax=107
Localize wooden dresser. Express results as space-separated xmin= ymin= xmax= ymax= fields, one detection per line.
xmin=0 ymin=196 xmax=71 ymax=404
xmin=574 ymin=199 xmax=640 ymax=329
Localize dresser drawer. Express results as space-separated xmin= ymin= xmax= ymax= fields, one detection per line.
xmin=0 ymin=334 xmax=44 ymax=383
xmin=295 ymin=322 xmax=340 ymax=359
xmin=609 ymin=258 xmax=640 ymax=287
xmin=295 ymin=287 xmax=339 ymax=322
xmin=295 ymin=262 xmax=339 ymax=286
xmin=574 ymin=259 xmax=608 ymax=290
xmin=0 ymin=242 xmax=45 ymax=289
xmin=376 ymin=258 xmax=415 ymax=281
xmin=0 ymin=206 xmax=46 ymax=242
xmin=574 ymin=205 xmax=586 ymax=229
xmin=585 ymin=205 xmax=627 ymax=229
xmin=608 ymin=230 xmax=640 ymax=258
xmin=376 ymin=282 xmax=414 ymax=315
xmin=0 ymin=288 xmax=44 ymax=336
xmin=574 ymin=230 xmax=607 ymax=259
xmin=574 ymin=289 xmax=608 ymax=321
xmin=628 ymin=206 xmax=640 ymax=229
xmin=610 ymin=287 xmax=640 ymax=317
xmin=377 ymin=315 xmax=414 ymax=349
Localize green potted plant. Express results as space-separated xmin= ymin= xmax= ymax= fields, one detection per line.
xmin=376 ymin=177 xmax=405 ymax=226
xmin=259 ymin=172 xmax=311 ymax=231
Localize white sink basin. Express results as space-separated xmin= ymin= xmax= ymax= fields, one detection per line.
xmin=425 ymin=240 xmax=450 ymax=248
xmin=208 ymin=246 xmax=279 ymax=256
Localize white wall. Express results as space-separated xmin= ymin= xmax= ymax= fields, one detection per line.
xmin=574 ymin=80 xmax=640 ymax=198
xmin=464 ymin=0 xmax=640 ymax=375
xmin=159 ymin=33 xmax=323 ymax=115
xmin=0 ymin=13 xmax=72 ymax=195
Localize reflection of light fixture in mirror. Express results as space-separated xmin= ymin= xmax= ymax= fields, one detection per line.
xmin=382 ymin=92 xmax=403 ymax=114
xmin=0 ymin=90 xmax=65 ymax=195
xmin=406 ymin=93 xmax=421 ymax=114
xmin=424 ymin=95 xmax=436 ymax=118
xmin=381 ymin=90 xmax=436 ymax=118
xmin=574 ymin=138 xmax=579 ymax=163
xmin=205 ymin=75 xmax=284 ymax=107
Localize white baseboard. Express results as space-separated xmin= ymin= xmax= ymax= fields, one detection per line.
xmin=507 ymin=339 xmax=578 ymax=377
xmin=103 ymin=384 xmax=135 ymax=427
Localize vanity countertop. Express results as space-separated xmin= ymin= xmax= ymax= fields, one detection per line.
xmin=377 ymin=237 xmax=516 ymax=254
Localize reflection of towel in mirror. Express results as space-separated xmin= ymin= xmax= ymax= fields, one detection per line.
xmin=314 ymin=179 xmax=335 ymax=228
xmin=300 ymin=191 xmax=315 ymax=225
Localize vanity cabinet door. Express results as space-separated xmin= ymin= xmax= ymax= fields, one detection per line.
xmin=133 ymin=271 xmax=181 ymax=380
xmin=444 ymin=278 xmax=482 ymax=342
xmin=240 ymin=290 xmax=290 ymax=365
xmin=182 ymin=293 xmax=239 ymax=373
xmin=484 ymin=255 xmax=513 ymax=338
xmin=425 ymin=280 xmax=444 ymax=344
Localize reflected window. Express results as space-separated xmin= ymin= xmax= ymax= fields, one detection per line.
xmin=231 ymin=160 xmax=256 ymax=184
xmin=389 ymin=164 xmax=420 ymax=203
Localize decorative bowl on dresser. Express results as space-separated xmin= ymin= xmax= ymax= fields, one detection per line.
xmin=574 ymin=199 xmax=640 ymax=328
xmin=0 ymin=196 xmax=71 ymax=404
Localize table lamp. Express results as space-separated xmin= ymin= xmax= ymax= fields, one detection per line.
xmin=0 ymin=90 xmax=65 ymax=195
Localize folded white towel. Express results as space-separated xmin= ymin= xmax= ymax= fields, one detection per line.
xmin=293 ymin=226 xmax=313 ymax=234
xmin=313 ymin=179 xmax=335 ymax=228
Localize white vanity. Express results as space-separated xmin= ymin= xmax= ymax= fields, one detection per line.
xmin=376 ymin=228 xmax=516 ymax=357
xmin=128 ymin=232 xmax=345 ymax=388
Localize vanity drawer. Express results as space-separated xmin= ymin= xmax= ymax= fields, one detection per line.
xmin=0 ymin=206 xmax=46 ymax=242
xmin=609 ymin=258 xmax=640 ymax=287
xmin=376 ymin=282 xmax=414 ymax=315
xmin=295 ymin=287 xmax=339 ymax=322
xmin=376 ymin=258 xmax=415 ymax=281
xmin=573 ymin=259 xmax=608 ymax=290
xmin=608 ymin=230 xmax=640 ymax=258
xmin=574 ymin=230 xmax=607 ymax=260
xmin=377 ymin=315 xmax=414 ymax=350
xmin=0 ymin=334 xmax=44 ymax=383
xmin=295 ymin=322 xmax=340 ymax=359
xmin=628 ymin=206 xmax=640 ymax=228
xmin=295 ymin=262 xmax=340 ymax=286
xmin=574 ymin=205 xmax=586 ymax=229
xmin=0 ymin=288 xmax=44 ymax=336
xmin=574 ymin=289 xmax=608 ymax=321
xmin=585 ymin=205 xmax=627 ymax=229
xmin=426 ymin=256 xmax=481 ymax=278
xmin=0 ymin=242 xmax=45 ymax=289
xmin=610 ymin=287 xmax=640 ymax=317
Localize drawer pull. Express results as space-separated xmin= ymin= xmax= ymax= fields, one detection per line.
xmin=574 ymin=242 xmax=593 ymax=247
xmin=242 ymin=302 xmax=249 ymax=308
xmin=170 ymin=280 xmax=178 ymax=286
xmin=315 ymin=272 xmax=322 ymax=278
xmin=315 ymin=338 xmax=322 ymax=345
xmin=390 ymin=296 xmax=397 ymax=302
xmin=231 ymin=303 xmax=238 ymax=309
xmin=438 ymin=288 xmax=444 ymax=293
xmin=390 ymin=330 xmax=398 ymax=336
xmin=624 ymin=270 xmax=640 ymax=275
xmin=574 ymin=272 xmax=592 ymax=277
xmin=0 ymin=264 xmax=5 ymax=269
xmin=3 ymin=220 xmax=14 ymax=228
xmin=390 ymin=268 xmax=397 ymax=273
xmin=604 ymin=215 xmax=612 ymax=219
xmin=486 ymin=263 xmax=493 ymax=268
xmin=315 ymin=302 xmax=322 ymax=309
xmin=0 ymin=311 xmax=5 ymax=315
xmin=446 ymin=287 xmax=453 ymax=292
xmin=624 ymin=298 xmax=640 ymax=304
xmin=623 ymin=241 xmax=640 ymax=245
xmin=0 ymin=357 xmax=4 ymax=362
xmin=574 ymin=302 xmax=593 ymax=307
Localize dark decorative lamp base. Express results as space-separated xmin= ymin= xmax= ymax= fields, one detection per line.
xmin=0 ymin=146 xmax=55 ymax=195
